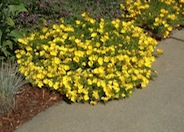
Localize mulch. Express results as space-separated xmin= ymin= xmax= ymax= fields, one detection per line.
xmin=0 ymin=84 xmax=62 ymax=132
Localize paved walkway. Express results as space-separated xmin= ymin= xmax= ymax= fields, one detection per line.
xmin=16 ymin=29 xmax=184 ymax=132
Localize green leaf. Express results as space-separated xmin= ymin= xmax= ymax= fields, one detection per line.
xmin=6 ymin=17 xmax=15 ymax=27
xmin=9 ymin=29 xmax=24 ymax=39
xmin=8 ymin=4 xmax=28 ymax=16
xmin=1 ymin=47 xmax=10 ymax=57
xmin=3 ymin=40 xmax=13 ymax=50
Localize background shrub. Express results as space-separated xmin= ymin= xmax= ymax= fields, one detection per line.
xmin=15 ymin=0 xmax=124 ymax=32
xmin=121 ymin=0 xmax=184 ymax=39
xmin=0 ymin=0 xmax=27 ymax=60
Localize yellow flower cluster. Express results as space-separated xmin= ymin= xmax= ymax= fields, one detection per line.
xmin=121 ymin=0 xmax=184 ymax=38
xmin=16 ymin=13 xmax=158 ymax=104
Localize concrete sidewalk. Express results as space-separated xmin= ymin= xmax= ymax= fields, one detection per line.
xmin=16 ymin=30 xmax=184 ymax=132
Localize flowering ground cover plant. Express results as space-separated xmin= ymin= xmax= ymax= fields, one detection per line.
xmin=120 ymin=0 xmax=184 ymax=39
xmin=15 ymin=13 xmax=158 ymax=104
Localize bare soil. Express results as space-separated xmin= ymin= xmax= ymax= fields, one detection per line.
xmin=0 ymin=84 xmax=62 ymax=132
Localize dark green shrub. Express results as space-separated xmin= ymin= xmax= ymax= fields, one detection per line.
xmin=0 ymin=0 xmax=27 ymax=60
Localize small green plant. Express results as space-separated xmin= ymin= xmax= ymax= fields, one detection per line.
xmin=0 ymin=0 xmax=27 ymax=60
xmin=0 ymin=59 xmax=28 ymax=114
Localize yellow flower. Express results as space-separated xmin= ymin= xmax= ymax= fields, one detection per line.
xmin=40 ymin=50 xmax=45 ymax=56
xmin=75 ymin=20 xmax=81 ymax=25
xmin=160 ymin=9 xmax=168 ymax=14
xmin=125 ymin=83 xmax=133 ymax=90
xmin=18 ymin=38 xmax=27 ymax=45
xmin=141 ymin=77 xmax=149 ymax=88
xmin=36 ymin=73 xmax=44 ymax=79
xmin=120 ymin=4 xmax=125 ymax=9
xmin=100 ymin=36 xmax=107 ymax=43
xmin=112 ymin=81 xmax=119 ymax=92
xmin=38 ymin=81 xmax=43 ymax=88
xmin=97 ymin=57 xmax=103 ymax=65
xmin=90 ymin=101 xmax=97 ymax=105
xmin=53 ymin=82 xmax=59 ymax=90
xmin=131 ymin=56 xmax=137 ymax=62
xmin=42 ymin=27 xmax=48 ymax=33
xmin=53 ymin=57 xmax=60 ymax=65
xmin=92 ymin=90 xmax=99 ymax=100
xmin=88 ymin=28 xmax=93 ymax=32
xmin=122 ymin=93 xmax=126 ymax=98
xmin=74 ymin=50 xmax=84 ymax=57
xmin=64 ymin=65 xmax=70 ymax=71
xmin=95 ymin=42 xmax=100 ymax=48
xmin=168 ymin=14 xmax=176 ymax=20
xmin=75 ymin=39 xmax=81 ymax=44
xmin=89 ymin=18 xmax=96 ymax=24
xmin=88 ymin=61 xmax=93 ymax=67
xmin=48 ymin=80 xmax=53 ymax=87
xmin=97 ymin=28 xmax=104 ymax=34
xmin=68 ymin=91 xmax=77 ymax=102
xmin=156 ymin=49 xmax=164 ymax=54
xmin=87 ymin=78 xmax=93 ymax=85
xmin=50 ymin=50 xmax=57 ymax=56
xmin=91 ymin=32 xmax=97 ymax=38
xmin=163 ymin=31 xmax=169 ymax=38
xmin=40 ymin=35 xmax=45 ymax=39
xmin=87 ymin=49 xmax=93 ymax=55
xmin=132 ymin=75 xmax=138 ymax=81
xmin=59 ymin=17 xmax=64 ymax=23
xmin=179 ymin=0 xmax=184 ymax=3
xmin=104 ymin=56 xmax=110 ymax=63
xmin=159 ymin=13 xmax=165 ymax=18
xmin=92 ymin=78 xmax=98 ymax=83
xmin=144 ymin=59 xmax=152 ymax=68
xmin=26 ymin=46 xmax=32 ymax=51
xmin=42 ymin=45 xmax=49 ymax=50
xmin=73 ymin=56 xmax=80 ymax=63
xmin=84 ymin=95 xmax=89 ymax=101
xmin=125 ymin=36 xmax=130 ymax=42
xmin=16 ymin=53 xmax=21 ymax=59
xmin=167 ymin=26 xmax=172 ymax=31
xmin=81 ymin=12 xmax=87 ymax=17
xmin=101 ymin=97 xmax=109 ymax=102
xmin=62 ymin=33 xmax=68 ymax=40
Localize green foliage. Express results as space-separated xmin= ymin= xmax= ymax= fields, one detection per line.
xmin=61 ymin=0 xmax=124 ymax=22
xmin=0 ymin=59 xmax=28 ymax=114
xmin=0 ymin=0 xmax=27 ymax=60
xmin=15 ymin=0 xmax=124 ymax=32
xmin=22 ymin=0 xmax=123 ymax=20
